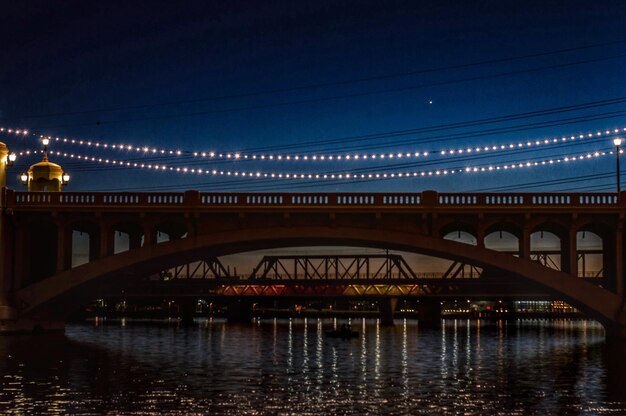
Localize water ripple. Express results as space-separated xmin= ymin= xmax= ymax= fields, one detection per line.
xmin=0 ymin=319 xmax=625 ymax=415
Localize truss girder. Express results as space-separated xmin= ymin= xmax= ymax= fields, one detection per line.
xmin=216 ymin=284 xmax=427 ymax=297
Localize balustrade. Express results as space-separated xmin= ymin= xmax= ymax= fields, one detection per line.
xmin=6 ymin=190 xmax=624 ymax=210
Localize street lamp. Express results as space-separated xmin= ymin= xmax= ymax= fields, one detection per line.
xmin=614 ymin=137 xmax=622 ymax=193
xmin=42 ymin=138 xmax=50 ymax=159
xmin=5 ymin=153 xmax=16 ymax=167
xmin=61 ymin=172 xmax=70 ymax=185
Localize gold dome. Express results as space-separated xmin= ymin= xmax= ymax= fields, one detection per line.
xmin=28 ymin=159 xmax=64 ymax=181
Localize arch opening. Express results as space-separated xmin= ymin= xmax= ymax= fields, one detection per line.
xmin=111 ymin=221 xmax=143 ymax=253
xmin=443 ymin=231 xmax=477 ymax=246
xmin=72 ymin=231 xmax=90 ymax=268
xmin=577 ymin=230 xmax=604 ymax=279
xmin=68 ymin=221 xmax=101 ymax=267
xmin=484 ymin=230 xmax=519 ymax=253
xmin=530 ymin=230 xmax=561 ymax=270
xmin=114 ymin=231 xmax=130 ymax=254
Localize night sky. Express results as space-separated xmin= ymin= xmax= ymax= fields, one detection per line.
xmin=1 ymin=0 xmax=626 ymax=193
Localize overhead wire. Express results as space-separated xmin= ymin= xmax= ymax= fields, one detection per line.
xmin=3 ymin=39 xmax=623 ymax=122
xmin=32 ymin=53 xmax=626 ymax=129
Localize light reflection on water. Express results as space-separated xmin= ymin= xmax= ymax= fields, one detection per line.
xmin=0 ymin=319 xmax=625 ymax=415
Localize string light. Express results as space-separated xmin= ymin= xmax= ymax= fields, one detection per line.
xmin=5 ymin=145 xmax=611 ymax=184
xmin=1 ymin=125 xmax=624 ymax=163
xmin=0 ymin=127 xmax=29 ymax=135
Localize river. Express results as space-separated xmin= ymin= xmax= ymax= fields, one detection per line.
xmin=1 ymin=318 xmax=625 ymax=415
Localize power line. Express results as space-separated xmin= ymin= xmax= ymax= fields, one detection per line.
xmin=7 ymin=98 xmax=625 ymax=160
xmin=37 ymin=53 xmax=626 ymax=129
xmin=469 ymin=171 xmax=615 ymax=192
xmin=241 ymin=97 xmax=626 ymax=153
xmin=3 ymin=39 xmax=624 ymax=122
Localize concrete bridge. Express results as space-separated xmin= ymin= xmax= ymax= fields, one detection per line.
xmin=1 ymin=188 xmax=625 ymax=337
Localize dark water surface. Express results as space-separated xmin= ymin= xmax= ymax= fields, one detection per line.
xmin=1 ymin=318 xmax=626 ymax=415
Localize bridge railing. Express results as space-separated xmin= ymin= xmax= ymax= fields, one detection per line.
xmin=438 ymin=193 xmax=618 ymax=206
xmin=6 ymin=189 xmax=623 ymax=209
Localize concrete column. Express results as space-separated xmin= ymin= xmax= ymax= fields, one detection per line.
xmin=476 ymin=225 xmax=485 ymax=248
xmin=0 ymin=195 xmax=9 ymax=293
xmin=605 ymin=315 xmax=626 ymax=340
xmin=129 ymin=231 xmax=142 ymax=250
xmin=0 ymin=216 xmax=9 ymax=299
xmin=99 ymin=224 xmax=113 ymax=259
xmin=88 ymin=230 xmax=100 ymax=262
xmin=417 ymin=299 xmax=441 ymax=329
xmin=186 ymin=217 xmax=197 ymax=239
xmin=520 ymin=224 xmax=531 ymax=259
xmin=379 ymin=297 xmax=397 ymax=326
xmin=0 ymin=203 xmax=17 ymax=320
xmin=604 ymin=340 xmax=626 ymax=399
xmin=143 ymin=223 xmax=156 ymax=246
xmin=616 ymin=226 xmax=624 ymax=296
xmin=13 ymin=226 xmax=24 ymax=290
xmin=56 ymin=225 xmax=70 ymax=273
xmin=565 ymin=227 xmax=578 ymax=277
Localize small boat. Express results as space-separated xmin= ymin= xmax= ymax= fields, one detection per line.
xmin=325 ymin=326 xmax=359 ymax=339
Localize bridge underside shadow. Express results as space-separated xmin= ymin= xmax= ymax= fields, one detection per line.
xmin=10 ymin=226 xmax=626 ymax=337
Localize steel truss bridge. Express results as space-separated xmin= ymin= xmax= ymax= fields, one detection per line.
xmin=110 ymin=251 xmax=601 ymax=299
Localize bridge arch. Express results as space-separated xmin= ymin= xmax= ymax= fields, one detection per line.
xmin=14 ymin=226 xmax=623 ymax=334
xmin=483 ymin=218 xmax=523 ymax=238
xmin=530 ymin=220 xmax=568 ymax=242
xmin=484 ymin=230 xmax=519 ymax=252
xmin=437 ymin=220 xmax=477 ymax=239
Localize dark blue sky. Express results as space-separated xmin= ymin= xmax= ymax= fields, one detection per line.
xmin=1 ymin=0 xmax=626 ymax=193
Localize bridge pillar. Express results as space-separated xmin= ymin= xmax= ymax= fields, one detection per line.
xmin=143 ymin=223 xmax=156 ymax=246
xmin=129 ymin=231 xmax=142 ymax=250
xmin=0 ymin=194 xmax=17 ymax=322
xmin=99 ymin=224 xmax=113 ymax=259
xmin=520 ymin=224 xmax=531 ymax=259
xmin=604 ymin=340 xmax=626 ymax=400
xmin=565 ymin=227 xmax=578 ymax=277
xmin=605 ymin=312 xmax=626 ymax=340
xmin=616 ymin=225 xmax=624 ymax=296
xmin=56 ymin=224 xmax=71 ymax=273
xmin=476 ymin=225 xmax=485 ymax=248
xmin=379 ymin=297 xmax=397 ymax=326
xmin=13 ymin=226 xmax=24 ymax=290
xmin=226 ymin=299 xmax=253 ymax=323
xmin=417 ymin=299 xmax=441 ymax=329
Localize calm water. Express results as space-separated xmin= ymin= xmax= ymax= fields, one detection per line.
xmin=1 ymin=318 xmax=626 ymax=415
